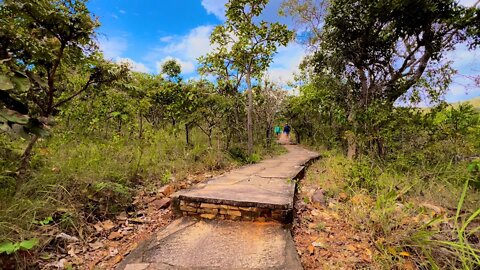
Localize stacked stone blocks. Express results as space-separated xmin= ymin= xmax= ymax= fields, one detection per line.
xmin=173 ymin=199 xmax=292 ymax=223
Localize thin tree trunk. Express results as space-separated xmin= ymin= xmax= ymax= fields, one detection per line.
xmin=294 ymin=130 xmax=301 ymax=144
xmin=346 ymin=124 xmax=357 ymax=159
xmin=246 ymin=70 xmax=253 ymax=156
xmin=347 ymin=135 xmax=357 ymax=160
xmin=185 ymin=123 xmax=190 ymax=146
xmin=266 ymin=124 xmax=272 ymax=148
xmin=139 ymin=112 xmax=143 ymax=139
xmin=208 ymin=130 xmax=213 ymax=147
xmin=17 ymin=135 xmax=39 ymax=188
xmin=234 ymin=98 xmax=242 ymax=143
xmin=347 ymin=99 xmax=357 ymax=160
xmin=225 ymin=130 xmax=232 ymax=150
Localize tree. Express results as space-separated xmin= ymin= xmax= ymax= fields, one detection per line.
xmin=199 ymin=0 xmax=293 ymax=155
xmin=254 ymin=80 xmax=286 ymax=146
xmin=191 ymin=84 xmax=230 ymax=147
xmin=0 ymin=0 xmax=129 ymax=180
xmin=161 ymin=59 xmax=182 ymax=83
xmin=285 ymin=0 xmax=480 ymax=158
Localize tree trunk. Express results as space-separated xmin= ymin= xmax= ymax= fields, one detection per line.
xmin=225 ymin=130 xmax=232 ymax=150
xmin=17 ymin=135 xmax=39 ymax=188
xmin=185 ymin=123 xmax=191 ymax=146
xmin=246 ymin=71 xmax=253 ymax=156
xmin=208 ymin=130 xmax=213 ymax=147
xmin=138 ymin=112 xmax=143 ymax=139
xmin=347 ymin=135 xmax=357 ymax=160
xmin=346 ymin=107 xmax=357 ymax=160
xmin=266 ymin=124 xmax=272 ymax=148
xmin=294 ymin=130 xmax=301 ymax=144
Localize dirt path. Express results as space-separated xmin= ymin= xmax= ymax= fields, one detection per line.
xmin=117 ymin=145 xmax=319 ymax=270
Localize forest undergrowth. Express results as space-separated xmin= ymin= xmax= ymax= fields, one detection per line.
xmin=294 ymin=140 xmax=480 ymax=269
xmin=0 ymin=127 xmax=284 ymax=268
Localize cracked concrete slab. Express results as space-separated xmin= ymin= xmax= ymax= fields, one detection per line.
xmin=117 ymin=218 xmax=302 ymax=270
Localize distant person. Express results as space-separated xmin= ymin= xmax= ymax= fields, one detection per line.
xmin=283 ymin=123 xmax=291 ymax=136
xmin=274 ymin=125 xmax=281 ymax=137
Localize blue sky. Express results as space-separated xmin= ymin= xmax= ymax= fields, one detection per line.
xmin=88 ymin=0 xmax=479 ymax=103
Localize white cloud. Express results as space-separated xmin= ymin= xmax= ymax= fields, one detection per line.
xmin=267 ymin=42 xmax=306 ymax=85
xmin=160 ymin=36 xmax=174 ymax=43
xmin=446 ymin=44 xmax=480 ymax=76
xmin=201 ymin=0 xmax=227 ymax=20
xmin=97 ymin=37 xmax=151 ymax=73
xmin=457 ymin=0 xmax=479 ymax=7
xmin=119 ymin=9 xmax=126 ymax=14
xmin=98 ymin=36 xmax=128 ymax=60
xmin=143 ymin=25 xmax=215 ymax=75
xmin=443 ymin=44 xmax=480 ymax=102
xmin=159 ymin=25 xmax=214 ymax=60
xmin=117 ymin=57 xmax=151 ymax=73
xmin=156 ymin=56 xmax=196 ymax=75
xmin=200 ymin=0 xmax=295 ymax=26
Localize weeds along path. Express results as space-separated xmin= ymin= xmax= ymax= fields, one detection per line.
xmin=116 ymin=145 xmax=319 ymax=270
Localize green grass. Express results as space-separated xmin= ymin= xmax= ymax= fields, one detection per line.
xmin=305 ymin=150 xmax=480 ymax=269
xmin=0 ymin=124 xmax=288 ymax=251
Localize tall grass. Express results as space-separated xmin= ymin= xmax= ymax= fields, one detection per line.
xmin=0 ymin=124 xmax=286 ymax=246
xmin=306 ymin=150 xmax=480 ymax=269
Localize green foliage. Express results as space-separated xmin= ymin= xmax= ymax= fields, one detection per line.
xmin=346 ymin=158 xmax=380 ymax=193
xmin=0 ymin=238 xmax=38 ymax=255
xmin=161 ymin=170 xmax=172 ymax=185
xmin=228 ymin=146 xmax=250 ymax=164
xmin=33 ymin=216 xmax=53 ymax=226
xmin=199 ymin=0 xmax=294 ymax=83
xmin=0 ymin=0 xmax=294 ymax=267
xmin=467 ymin=159 xmax=480 ymax=190
xmin=161 ymin=59 xmax=182 ymax=82
xmin=285 ymin=0 xmax=480 ymax=158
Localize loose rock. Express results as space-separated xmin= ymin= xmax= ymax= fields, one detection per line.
xmin=150 ymin=198 xmax=171 ymax=209
xmin=158 ymin=185 xmax=174 ymax=197
xmin=108 ymin=231 xmax=123 ymax=241
xmin=311 ymin=188 xmax=326 ymax=206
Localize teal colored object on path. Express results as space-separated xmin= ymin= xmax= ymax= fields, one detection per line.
xmin=274 ymin=126 xmax=281 ymax=134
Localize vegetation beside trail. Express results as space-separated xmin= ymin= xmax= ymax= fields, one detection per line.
xmin=295 ymin=148 xmax=479 ymax=269
xmin=0 ymin=0 xmax=289 ymax=267
xmin=282 ymin=0 xmax=480 ymax=268
xmin=1 ymin=0 xmax=479 ymax=269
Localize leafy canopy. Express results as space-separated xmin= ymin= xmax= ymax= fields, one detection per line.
xmin=199 ymin=0 xmax=294 ymax=91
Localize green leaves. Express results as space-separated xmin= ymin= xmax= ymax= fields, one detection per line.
xmin=33 ymin=216 xmax=54 ymax=226
xmin=467 ymin=161 xmax=480 ymax=173
xmin=0 ymin=108 xmax=52 ymax=138
xmin=0 ymin=238 xmax=38 ymax=255
xmin=161 ymin=59 xmax=182 ymax=82
xmin=0 ymin=109 xmax=29 ymax=125
xmin=0 ymin=75 xmax=14 ymax=90
xmin=200 ymin=0 xmax=294 ymax=84
xmin=0 ymin=71 xmax=30 ymax=92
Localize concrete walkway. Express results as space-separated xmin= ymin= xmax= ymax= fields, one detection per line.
xmin=118 ymin=145 xmax=319 ymax=270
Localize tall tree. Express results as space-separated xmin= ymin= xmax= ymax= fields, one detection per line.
xmin=285 ymin=0 xmax=480 ymax=158
xmin=200 ymin=0 xmax=293 ymax=155
xmin=0 ymin=0 xmax=128 ymax=179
